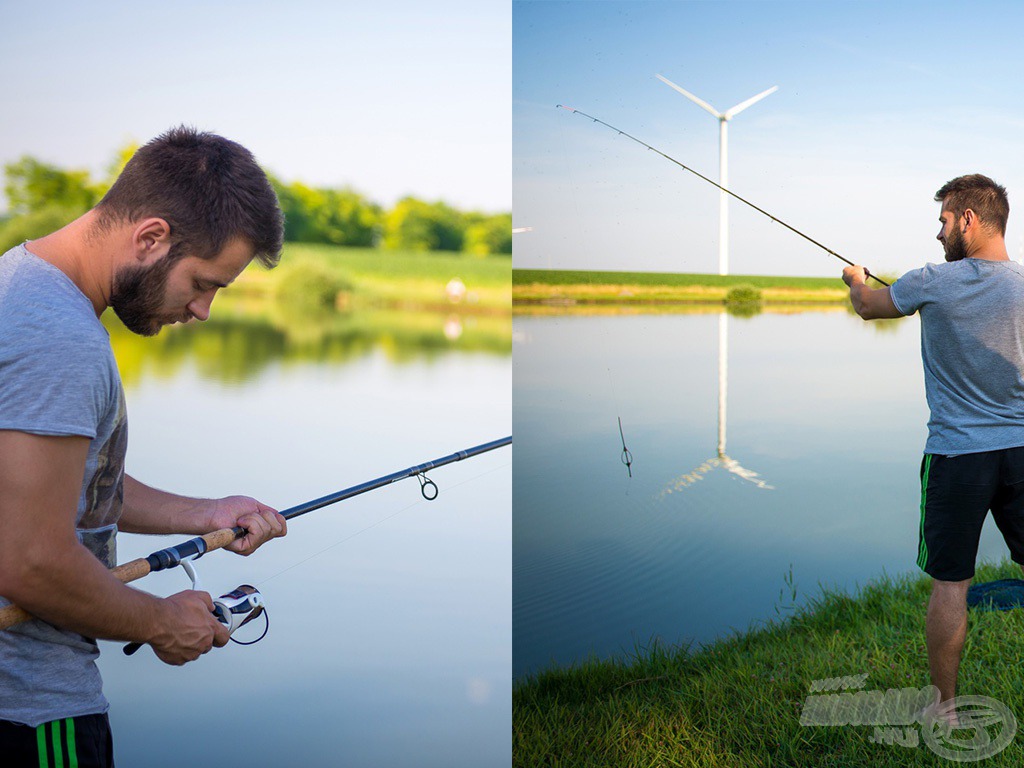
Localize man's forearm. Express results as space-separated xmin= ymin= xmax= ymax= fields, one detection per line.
xmin=1 ymin=535 xmax=166 ymax=643
xmin=848 ymin=281 xmax=900 ymax=320
xmin=120 ymin=479 xmax=287 ymax=559
xmin=848 ymin=281 xmax=871 ymax=318
xmin=120 ymin=475 xmax=212 ymax=535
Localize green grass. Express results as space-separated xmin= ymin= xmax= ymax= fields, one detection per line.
xmin=235 ymin=242 xmax=511 ymax=313
xmin=512 ymin=269 xmax=853 ymax=308
xmin=303 ymin=243 xmax=511 ymax=285
xmin=514 ymin=559 xmax=1024 ymax=767
xmin=513 ymin=269 xmax=843 ymax=290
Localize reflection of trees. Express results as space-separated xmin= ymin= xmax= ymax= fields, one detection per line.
xmin=105 ymin=305 xmax=511 ymax=388
xmin=842 ymin=304 xmax=907 ymax=334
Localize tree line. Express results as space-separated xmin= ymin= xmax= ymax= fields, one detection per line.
xmin=0 ymin=147 xmax=511 ymax=257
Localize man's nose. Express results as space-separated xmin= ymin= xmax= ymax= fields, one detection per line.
xmin=187 ymin=293 xmax=214 ymax=322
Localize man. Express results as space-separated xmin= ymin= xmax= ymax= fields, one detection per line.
xmin=0 ymin=126 xmax=288 ymax=766
xmin=844 ymin=173 xmax=1024 ymax=711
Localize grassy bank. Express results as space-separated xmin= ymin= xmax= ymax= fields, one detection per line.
xmin=514 ymin=559 xmax=1024 ymax=767
xmin=513 ymin=269 xmax=852 ymax=307
xmin=237 ymin=243 xmax=510 ymax=313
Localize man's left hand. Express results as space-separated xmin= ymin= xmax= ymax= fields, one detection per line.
xmin=206 ymin=496 xmax=287 ymax=556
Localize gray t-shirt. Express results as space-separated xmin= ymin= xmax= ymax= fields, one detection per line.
xmin=890 ymin=258 xmax=1024 ymax=456
xmin=0 ymin=244 xmax=127 ymax=727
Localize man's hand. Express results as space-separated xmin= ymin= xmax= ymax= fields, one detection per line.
xmin=842 ymin=265 xmax=867 ymax=287
xmin=843 ymin=265 xmax=901 ymax=320
xmin=205 ymin=496 xmax=287 ymax=556
xmin=148 ymin=590 xmax=230 ymax=666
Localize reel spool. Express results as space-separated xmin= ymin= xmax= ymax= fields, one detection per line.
xmin=213 ymin=584 xmax=268 ymax=643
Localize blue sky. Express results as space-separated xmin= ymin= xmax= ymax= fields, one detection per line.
xmin=514 ymin=0 xmax=1024 ymax=277
xmin=1 ymin=0 xmax=510 ymax=213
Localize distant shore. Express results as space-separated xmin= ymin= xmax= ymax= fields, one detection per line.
xmin=513 ymin=269 xmax=858 ymax=308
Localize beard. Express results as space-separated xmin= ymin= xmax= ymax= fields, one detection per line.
xmin=943 ymin=224 xmax=969 ymax=262
xmin=110 ymin=255 xmax=179 ymax=337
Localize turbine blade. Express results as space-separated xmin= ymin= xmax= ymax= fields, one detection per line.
xmin=655 ymin=74 xmax=722 ymax=118
xmin=723 ymin=86 xmax=778 ymax=120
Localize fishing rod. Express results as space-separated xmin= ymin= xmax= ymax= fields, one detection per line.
xmin=0 ymin=436 xmax=512 ymax=634
xmin=557 ymin=105 xmax=889 ymax=287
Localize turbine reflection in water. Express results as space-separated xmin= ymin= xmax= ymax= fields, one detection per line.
xmin=662 ymin=313 xmax=774 ymax=496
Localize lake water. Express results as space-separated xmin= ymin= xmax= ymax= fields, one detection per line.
xmin=96 ymin=309 xmax=511 ymax=767
xmin=513 ymin=307 xmax=1016 ymax=679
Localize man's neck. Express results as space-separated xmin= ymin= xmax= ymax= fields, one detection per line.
xmin=967 ymin=235 xmax=1009 ymax=262
xmin=27 ymin=210 xmax=116 ymax=317
xmin=967 ymin=251 xmax=1010 ymax=262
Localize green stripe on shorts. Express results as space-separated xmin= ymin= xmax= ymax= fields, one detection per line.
xmin=66 ymin=718 xmax=77 ymax=768
xmin=918 ymin=454 xmax=933 ymax=571
xmin=51 ymin=720 xmax=63 ymax=768
xmin=36 ymin=723 xmax=46 ymax=768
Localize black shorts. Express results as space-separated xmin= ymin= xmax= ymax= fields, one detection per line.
xmin=0 ymin=713 xmax=114 ymax=768
xmin=918 ymin=448 xmax=1024 ymax=581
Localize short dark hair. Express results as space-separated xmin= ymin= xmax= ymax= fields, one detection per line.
xmin=95 ymin=125 xmax=284 ymax=268
xmin=934 ymin=174 xmax=1009 ymax=236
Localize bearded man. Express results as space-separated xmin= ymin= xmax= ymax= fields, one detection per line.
xmin=843 ymin=174 xmax=1024 ymax=715
xmin=0 ymin=127 xmax=288 ymax=766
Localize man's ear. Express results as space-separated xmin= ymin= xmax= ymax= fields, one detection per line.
xmin=962 ymin=209 xmax=976 ymax=233
xmin=131 ymin=218 xmax=172 ymax=263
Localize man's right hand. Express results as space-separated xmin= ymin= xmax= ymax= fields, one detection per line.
xmin=148 ymin=590 xmax=230 ymax=666
xmin=842 ymin=265 xmax=867 ymax=287
xmin=842 ymin=266 xmax=901 ymax=320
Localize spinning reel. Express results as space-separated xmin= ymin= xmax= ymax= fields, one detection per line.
xmin=123 ymin=555 xmax=267 ymax=656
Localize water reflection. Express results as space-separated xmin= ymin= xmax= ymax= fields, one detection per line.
xmin=513 ymin=308 xmax=1016 ymax=678
xmin=104 ymin=300 xmax=510 ymax=387
xmin=103 ymin=316 xmax=511 ymax=766
xmin=662 ymin=313 xmax=773 ymax=495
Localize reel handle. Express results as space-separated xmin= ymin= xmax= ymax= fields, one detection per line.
xmin=124 ymin=640 xmax=144 ymax=656
xmin=123 ymin=584 xmax=264 ymax=656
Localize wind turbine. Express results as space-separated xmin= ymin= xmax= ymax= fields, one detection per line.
xmin=655 ymin=75 xmax=777 ymax=275
xmin=652 ymin=77 xmax=777 ymax=501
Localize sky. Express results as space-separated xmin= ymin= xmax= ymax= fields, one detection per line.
xmin=514 ymin=0 xmax=1024 ymax=277
xmin=0 ymin=0 xmax=510 ymax=213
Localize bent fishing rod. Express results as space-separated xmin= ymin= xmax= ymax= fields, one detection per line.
xmin=557 ymin=105 xmax=889 ymax=287
xmin=0 ymin=436 xmax=512 ymax=633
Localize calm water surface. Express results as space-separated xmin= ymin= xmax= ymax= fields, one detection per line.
xmin=98 ymin=312 xmax=510 ymax=767
xmin=513 ymin=308 xmax=1015 ymax=678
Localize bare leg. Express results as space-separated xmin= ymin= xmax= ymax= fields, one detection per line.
xmin=926 ymin=578 xmax=971 ymax=704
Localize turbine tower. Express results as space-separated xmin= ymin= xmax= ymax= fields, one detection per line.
xmin=656 ymin=75 xmax=777 ymax=275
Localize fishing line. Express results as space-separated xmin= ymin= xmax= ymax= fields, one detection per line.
xmin=254 ymin=500 xmax=423 ymax=587
xmin=557 ymin=107 xmax=640 ymax=478
xmin=230 ymin=613 xmax=269 ymax=645
xmin=255 ymin=462 xmax=511 ymax=588
xmin=556 ymin=111 xmax=586 ymax=272
xmin=557 ymin=104 xmax=889 ymax=286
